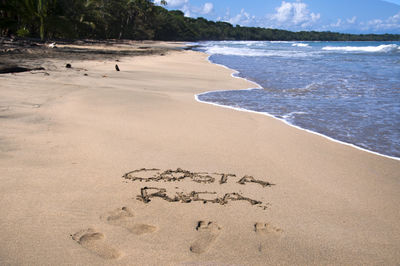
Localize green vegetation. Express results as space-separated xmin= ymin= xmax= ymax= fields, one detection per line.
xmin=1 ymin=0 xmax=400 ymax=41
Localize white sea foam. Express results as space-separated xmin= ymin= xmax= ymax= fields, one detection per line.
xmin=282 ymin=111 xmax=308 ymax=119
xmin=205 ymin=46 xmax=268 ymax=56
xmin=217 ymin=40 xmax=260 ymax=45
xmin=322 ymin=44 xmax=399 ymax=53
xmin=292 ymin=43 xmax=310 ymax=47
xmin=204 ymin=45 xmax=312 ymax=58
xmin=270 ymin=41 xmax=292 ymax=44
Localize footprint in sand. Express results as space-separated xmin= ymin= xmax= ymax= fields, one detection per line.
xmin=190 ymin=221 xmax=222 ymax=254
xmin=254 ymin=222 xmax=283 ymax=235
xmin=72 ymin=228 xmax=122 ymax=259
xmin=254 ymin=222 xmax=283 ymax=253
xmin=101 ymin=206 xmax=157 ymax=235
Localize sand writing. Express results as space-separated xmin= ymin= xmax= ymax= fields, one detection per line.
xmin=122 ymin=168 xmax=274 ymax=210
xmin=123 ymin=168 xmax=274 ymax=187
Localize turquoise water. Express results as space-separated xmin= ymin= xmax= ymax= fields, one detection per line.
xmin=195 ymin=41 xmax=400 ymax=158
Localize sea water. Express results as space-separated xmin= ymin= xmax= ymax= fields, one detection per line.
xmin=193 ymin=41 xmax=400 ymax=159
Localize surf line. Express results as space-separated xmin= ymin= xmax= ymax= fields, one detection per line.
xmin=195 ymin=53 xmax=400 ymax=162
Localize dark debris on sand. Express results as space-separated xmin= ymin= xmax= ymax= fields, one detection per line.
xmin=0 ymin=66 xmax=45 ymax=74
xmin=0 ymin=37 xmax=179 ymax=74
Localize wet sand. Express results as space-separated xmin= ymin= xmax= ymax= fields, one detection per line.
xmin=0 ymin=41 xmax=399 ymax=265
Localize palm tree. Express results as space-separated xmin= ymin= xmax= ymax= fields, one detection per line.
xmin=23 ymin=0 xmax=57 ymax=40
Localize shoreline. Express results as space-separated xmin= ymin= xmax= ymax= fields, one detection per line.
xmin=1 ymin=45 xmax=399 ymax=265
xmin=195 ymin=91 xmax=400 ymax=162
xmin=196 ymin=52 xmax=400 ymax=162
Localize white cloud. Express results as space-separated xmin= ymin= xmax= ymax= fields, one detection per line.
xmin=202 ymin=3 xmax=213 ymax=14
xmin=364 ymin=12 xmax=400 ymax=31
xmin=310 ymin=13 xmax=321 ymax=22
xmin=331 ymin=18 xmax=342 ymax=27
xmin=154 ymin=0 xmax=190 ymax=15
xmin=347 ymin=16 xmax=357 ymax=24
xmin=326 ymin=16 xmax=358 ymax=30
xmin=271 ymin=2 xmax=294 ymax=23
xmin=156 ymin=0 xmax=188 ymax=7
xmin=155 ymin=0 xmax=213 ymax=17
xmin=228 ymin=9 xmax=256 ymax=26
xmin=181 ymin=4 xmax=191 ymax=17
xmin=387 ymin=12 xmax=400 ymax=24
xmin=269 ymin=1 xmax=321 ymax=26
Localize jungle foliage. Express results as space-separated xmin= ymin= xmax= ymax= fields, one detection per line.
xmin=1 ymin=0 xmax=399 ymax=41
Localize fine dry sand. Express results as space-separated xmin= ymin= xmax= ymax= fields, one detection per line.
xmin=0 ymin=42 xmax=399 ymax=265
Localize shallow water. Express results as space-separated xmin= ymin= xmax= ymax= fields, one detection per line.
xmin=194 ymin=41 xmax=400 ymax=158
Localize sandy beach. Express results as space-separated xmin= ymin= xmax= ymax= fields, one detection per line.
xmin=0 ymin=41 xmax=399 ymax=265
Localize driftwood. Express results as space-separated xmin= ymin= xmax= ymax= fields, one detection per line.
xmin=0 ymin=66 xmax=45 ymax=74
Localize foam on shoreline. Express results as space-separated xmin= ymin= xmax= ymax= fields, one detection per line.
xmin=322 ymin=44 xmax=399 ymax=53
xmin=196 ymin=53 xmax=400 ymax=162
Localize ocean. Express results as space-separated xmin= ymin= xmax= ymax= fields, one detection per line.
xmin=193 ymin=41 xmax=400 ymax=159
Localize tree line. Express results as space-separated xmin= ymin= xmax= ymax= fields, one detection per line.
xmin=1 ymin=0 xmax=400 ymax=41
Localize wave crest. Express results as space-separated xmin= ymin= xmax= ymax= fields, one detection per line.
xmin=204 ymin=45 xmax=312 ymax=57
xmin=205 ymin=46 xmax=267 ymax=56
xmin=322 ymin=44 xmax=399 ymax=53
xmin=292 ymin=43 xmax=310 ymax=47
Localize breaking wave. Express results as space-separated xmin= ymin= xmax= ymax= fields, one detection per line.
xmin=322 ymin=44 xmax=399 ymax=53
xmin=204 ymin=46 xmax=268 ymax=56
xmin=204 ymin=45 xmax=312 ymax=58
xmin=292 ymin=43 xmax=310 ymax=47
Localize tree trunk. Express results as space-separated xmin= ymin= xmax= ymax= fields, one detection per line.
xmin=40 ymin=16 xmax=45 ymax=40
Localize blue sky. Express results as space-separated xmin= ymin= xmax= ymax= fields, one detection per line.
xmin=154 ymin=0 xmax=400 ymax=34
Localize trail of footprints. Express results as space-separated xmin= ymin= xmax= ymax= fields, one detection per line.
xmin=72 ymin=168 xmax=279 ymax=259
xmin=73 ymin=219 xmax=282 ymax=259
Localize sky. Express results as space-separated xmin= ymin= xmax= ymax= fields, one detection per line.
xmin=154 ymin=0 xmax=400 ymax=34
